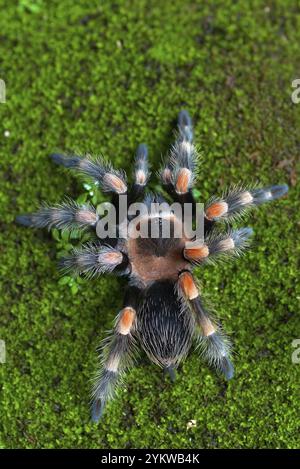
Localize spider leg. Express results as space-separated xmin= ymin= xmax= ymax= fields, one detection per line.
xmin=91 ymin=286 xmax=141 ymax=422
xmin=16 ymin=199 xmax=98 ymax=234
xmin=178 ymin=271 xmax=233 ymax=380
xmin=164 ymin=365 xmax=176 ymax=382
xmin=184 ymin=227 xmax=253 ymax=265
xmin=50 ymin=147 xmax=149 ymax=225
xmin=50 ymin=153 xmax=128 ymax=196
xmin=160 ymin=110 xmax=197 ymax=206
xmin=50 ymin=152 xmax=129 ymax=227
xmin=127 ymin=143 xmax=150 ymax=205
xmin=205 ymin=184 xmax=288 ymax=233
xmin=59 ymin=243 xmax=130 ymax=278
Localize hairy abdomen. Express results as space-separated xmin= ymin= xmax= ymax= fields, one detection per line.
xmin=136 ymin=281 xmax=195 ymax=367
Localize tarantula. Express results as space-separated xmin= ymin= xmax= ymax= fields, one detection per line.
xmin=16 ymin=110 xmax=288 ymax=422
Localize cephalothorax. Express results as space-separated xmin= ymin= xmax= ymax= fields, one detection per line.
xmin=17 ymin=111 xmax=288 ymax=422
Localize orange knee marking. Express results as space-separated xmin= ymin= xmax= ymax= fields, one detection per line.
xmin=184 ymin=244 xmax=209 ymax=261
xmin=205 ymin=201 xmax=228 ymax=220
xmin=118 ymin=307 xmax=136 ymax=335
xmin=179 ymin=271 xmax=198 ymax=300
xmin=175 ymin=168 xmax=191 ymax=194
xmin=103 ymin=173 xmax=127 ymax=194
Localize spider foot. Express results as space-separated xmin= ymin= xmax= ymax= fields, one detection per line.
xmin=15 ymin=214 xmax=33 ymax=227
xmin=178 ymin=109 xmax=193 ymax=142
xmin=251 ymin=184 xmax=289 ymax=204
xmin=219 ymin=355 xmax=234 ymax=381
xmin=164 ymin=365 xmax=176 ymax=383
xmin=50 ymin=153 xmax=81 ymax=168
xmin=91 ymin=399 xmax=106 ymax=423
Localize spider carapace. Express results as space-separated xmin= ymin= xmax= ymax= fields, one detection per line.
xmin=16 ymin=111 xmax=288 ymax=422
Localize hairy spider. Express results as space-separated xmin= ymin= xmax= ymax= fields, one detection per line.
xmin=16 ymin=110 xmax=288 ymax=422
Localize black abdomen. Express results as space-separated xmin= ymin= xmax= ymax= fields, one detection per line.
xmin=136 ymin=281 xmax=195 ymax=367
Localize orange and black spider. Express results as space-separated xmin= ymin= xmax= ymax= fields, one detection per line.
xmin=16 ymin=111 xmax=288 ymax=422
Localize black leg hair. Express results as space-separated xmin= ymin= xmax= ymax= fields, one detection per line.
xmin=160 ymin=110 xmax=198 ymax=207
xmin=50 ymin=153 xmax=128 ymax=195
xmin=178 ymin=271 xmax=233 ymax=380
xmin=164 ymin=365 xmax=176 ymax=382
xmin=91 ymin=286 xmax=142 ymax=422
xmin=50 ymin=153 xmax=130 ymax=228
xmin=127 ymin=143 xmax=150 ymax=205
xmin=16 ymin=199 xmax=98 ymax=233
xmin=184 ymin=227 xmax=254 ymax=265
xmin=59 ymin=243 xmax=130 ymax=278
xmin=113 ymin=143 xmax=150 ymax=226
xmin=205 ymin=184 xmax=288 ymax=225
xmin=191 ymin=296 xmax=233 ymax=380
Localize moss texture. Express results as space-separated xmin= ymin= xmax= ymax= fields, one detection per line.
xmin=0 ymin=0 xmax=299 ymax=449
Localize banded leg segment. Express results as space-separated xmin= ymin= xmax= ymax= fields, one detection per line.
xmin=51 ymin=152 xmax=132 ymax=227
xmin=16 ymin=200 xmax=98 ymax=233
xmin=178 ymin=271 xmax=233 ymax=380
xmin=160 ymin=110 xmax=198 ymax=205
xmin=127 ymin=143 xmax=150 ymax=204
xmin=205 ymin=185 xmax=288 ymax=228
xmin=184 ymin=227 xmax=253 ymax=265
xmin=59 ymin=244 xmax=130 ymax=278
xmin=91 ymin=287 xmax=141 ymax=422
xmin=50 ymin=153 xmax=128 ymax=195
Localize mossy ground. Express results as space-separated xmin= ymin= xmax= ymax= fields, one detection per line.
xmin=0 ymin=0 xmax=299 ymax=449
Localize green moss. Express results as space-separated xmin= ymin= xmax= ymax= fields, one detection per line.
xmin=0 ymin=0 xmax=299 ymax=449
